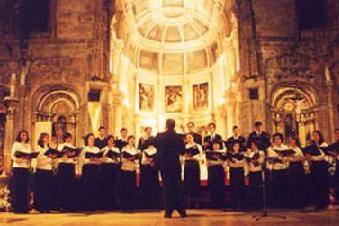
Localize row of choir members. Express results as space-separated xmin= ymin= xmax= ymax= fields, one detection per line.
xmin=180 ymin=128 xmax=339 ymax=210
xmin=92 ymin=122 xmax=269 ymax=154
xmin=10 ymin=128 xmax=159 ymax=213
xmin=198 ymin=122 xmax=270 ymax=152
xmin=10 ymin=125 xmax=339 ymax=213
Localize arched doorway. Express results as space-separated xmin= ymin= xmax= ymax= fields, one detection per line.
xmin=271 ymin=84 xmax=318 ymax=145
xmin=33 ymin=87 xmax=80 ymax=147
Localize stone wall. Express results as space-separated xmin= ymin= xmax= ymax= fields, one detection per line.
xmin=0 ymin=0 xmax=112 ymax=155
xmin=237 ymin=0 xmax=339 ymax=141
xmin=254 ymin=0 xmax=297 ymax=38
xmin=0 ymin=0 xmax=338 ymax=152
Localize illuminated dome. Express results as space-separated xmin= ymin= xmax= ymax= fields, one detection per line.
xmin=117 ymin=0 xmax=231 ymax=75
xmin=110 ymin=0 xmax=239 ymax=137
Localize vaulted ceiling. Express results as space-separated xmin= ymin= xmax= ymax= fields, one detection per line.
xmin=114 ymin=0 xmax=237 ymax=75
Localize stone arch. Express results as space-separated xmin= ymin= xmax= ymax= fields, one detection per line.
xmin=270 ymin=82 xmax=319 ymax=145
xmin=32 ymin=85 xmax=81 ymax=144
xmin=33 ymin=85 xmax=80 ymax=111
xmin=270 ymin=82 xmax=318 ymax=109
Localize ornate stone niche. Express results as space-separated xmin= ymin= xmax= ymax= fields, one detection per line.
xmin=32 ymin=86 xmax=80 ymax=145
xmin=271 ymin=84 xmax=318 ymax=145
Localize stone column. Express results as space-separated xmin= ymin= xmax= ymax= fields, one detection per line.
xmin=313 ymin=107 xmax=320 ymax=131
xmin=183 ymin=75 xmax=190 ymax=126
xmin=265 ymin=104 xmax=276 ymax=136
xmin=110 ymin=38 xmax=125 ymax=136
xmin=325 ymin=80 xmax=336 ymax=142
xmin=3 ymin=97 xmax=19 ymax=174
xmin=221 ymin=39 xmax=234 ymax=87
xmin=112 ymin=89 xmax=124 ymax=136
xmin=111 ymin=39 xmax=124 ymax=84
xmin=106 ymin=86 xmax=114 ymax=136
xmin=73 ymin=112 xmax=80 ymax=146
xmin=225 ymin=88 xmax=238 ymax=137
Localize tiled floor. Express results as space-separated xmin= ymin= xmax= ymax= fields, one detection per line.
xmin=0 ymin=209 xmax=338 ymax=226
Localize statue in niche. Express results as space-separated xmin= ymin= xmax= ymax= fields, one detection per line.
xmin=53 ymin=116 xmax=67 ymax=144
xmin=165 ymin=85 xmax=183 ymax=113
xmin=284 ymin=113 xmax=297 ymax=138
xmin=193 ymin=83 xmax=209 ymax=111
xmin=139 ymin=84 xmax=154 ymax=112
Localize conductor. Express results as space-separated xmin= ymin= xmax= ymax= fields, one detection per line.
xmin=149 ymin=119 xmax=186 ymax=218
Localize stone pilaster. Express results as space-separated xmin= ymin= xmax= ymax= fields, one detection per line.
xmin=224 ymin=88 xmax=238 ymax=137
xmin=3 ymin=97 xmax=19 ymax=174
xmin=112 ymin=88 xmax=124 ymax=136
xmin=325 ymin=81 xmax=336 ymax=142
xmin=110 ymin=38 xmax=125 ymax=136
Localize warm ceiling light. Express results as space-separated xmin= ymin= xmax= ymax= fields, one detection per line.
xmin=148 ymin=0 xmax=211 ymax=24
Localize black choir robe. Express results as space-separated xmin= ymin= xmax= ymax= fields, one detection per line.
xmin=245 ymin=150 xmax=264 ymax=209
xmin=225 ymin=135 xmax=247 ymax=151
xmin=138 ymin=136 xmax=154 ymax=151
xmin=247 ymin=131 xmax=271 ymax=151
xmin=11 ymin=142 xmax=33 ymax=213
xmin=207 ymin=162 xmax=225 ymax=208
xmin=139 ymin=149 xmax=160 ymax=209
xmin=82 ymin=146 xmax=102 ymax=211
xmin=305 ymin=144 xmax=330 ymax=209
xmin=57 ymin=144 xmax=77 ymax=212
xmin=120 ymin=147 xmax=139 ymax=211
xmin=94 ymin=137 xmax=107 ymax=150
xmin=34 ymin=146 xmax=54 ymax=213
xmin=228 ymin=155 xmax=246 ymax=210
xmin=204 ymin=134 xmax=223 ymax=150
xmin=116 ymin=139 xmax=128 ymax=151
xmin=183 ymin=144 xmax=202 ymax=208
xmin=187 ymin=132 xmax=202 ymax=145
xmin=100 ymin=146 xmax=121 ymax=210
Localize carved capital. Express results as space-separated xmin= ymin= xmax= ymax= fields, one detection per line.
xmin=325 ymin=80 xmax=334 ymax=87
xmin=221 ymin=38 xmax=233 ymax=49
xmin=113 ymin=39 xmax=124 ymax=50
xmin=3 ymin=97 xmax=19 ymax=116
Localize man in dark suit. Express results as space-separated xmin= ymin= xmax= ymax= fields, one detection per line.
xmin=186 ymin=121 xmax=202 ymax=145
xmin=115 ymin=127 xmax=129 ymax=150
xmin=203 ymin=122 xmax=223 ymax=150
xmin=148 ymin=119 xmax=186 ymax=218
xmin=247 ymin=121 xmax=271 ymax=151
xmin=137 ymin=127 xmax=154 ymax=151
xmin=94 ymin=126 xmax=107 ymax=149
xmin=225 ymin=125 xmax=247 ymax=151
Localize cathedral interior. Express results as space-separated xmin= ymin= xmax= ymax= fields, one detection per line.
xmin=0 ymin=0 xmax=338 ymax=175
